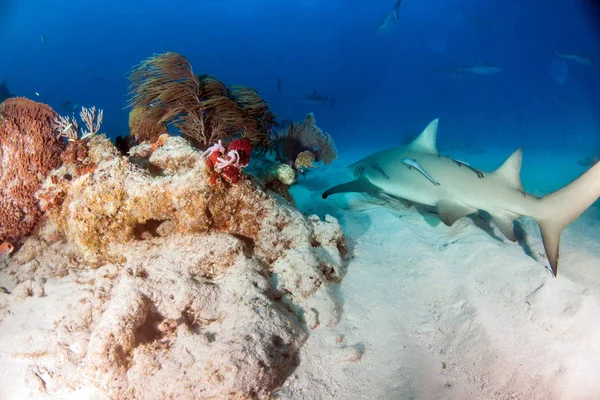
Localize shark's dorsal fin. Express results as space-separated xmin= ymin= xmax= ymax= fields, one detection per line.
xmin=408 ymin=118 xmax=439 ymax=154
xmin=492 ymin=149 xmax=524 ymax=192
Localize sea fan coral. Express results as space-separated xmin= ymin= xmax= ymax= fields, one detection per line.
xmin=128 ymin=105 xmax=168 ymax=144
xmin=270 ymin=112 xmax=337 ymax=173
xmin=127 ymin=52 xmax=275 ymax=151
xmin=227 ymin=84 xmax=276 ymax=149
xmin=0 ymin=97 xmax=64 ymax=242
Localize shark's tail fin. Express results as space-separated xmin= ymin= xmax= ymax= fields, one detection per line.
xmin=535 ymin=161 xmax=600 ymax=276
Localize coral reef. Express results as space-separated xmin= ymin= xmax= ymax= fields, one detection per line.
xmin=0 ymin=133 xmax=347 ymax=399
xmin=0 ymin=97 xmax=64 ymax=243
xmin=38 ymin=135 xmax=345 ymax=270
xmin=270 ymin=112 xmax=337 ymax=174
xmin=127 ymin=52 xmax=275 ymax=150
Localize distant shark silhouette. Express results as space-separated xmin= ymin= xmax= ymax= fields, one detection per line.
xmin=553 ymin=51 xmax=595 ymax=66
xmin=323 ymin=119 xmax=600 ymax=276
xmin=372 ymin=0 xmax=403 ymax=31
xmin=455 ymin=62 xmax=503 ymax=76
xmin=301 ymin=90 xmax=335 ymax=107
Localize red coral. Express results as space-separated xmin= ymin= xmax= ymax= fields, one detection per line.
xmin=221 ymin=165 xmax=240 ymax=184
xmin=0 ymin=97 xmax=64 ymax=242
xmin=204 ymin=139 xmax=252 ymax=185
xmin=228 ymin=138 xmax=252 ymax=167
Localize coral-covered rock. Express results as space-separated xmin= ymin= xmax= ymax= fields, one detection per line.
xmin=1 ymin=134 xmax=347 ymax=399
xmin=39 ymin=137 xmax=345 ymax=279
xmin=0 ymin=97 xmax=63 ymax=243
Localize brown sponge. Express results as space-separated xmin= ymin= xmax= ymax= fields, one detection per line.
xmin=0 ymin=97 xmax=64 ymax=242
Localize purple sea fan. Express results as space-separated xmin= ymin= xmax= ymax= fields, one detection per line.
xmin=270 ymin=112 xmax=337 ymax=172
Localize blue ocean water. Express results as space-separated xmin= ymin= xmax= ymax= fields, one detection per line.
xmin=2 ymin=3 xmax=600 ymax=398
xmin=1 ymin=0 xmax=599 ymax=156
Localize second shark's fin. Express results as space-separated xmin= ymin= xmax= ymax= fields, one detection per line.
xmin=322 ymin=178 xmax=381 ymax=199
xmin=436 ymin=200 xmax=477 ymax=226
xmin=408 ymin=118 xmax=439 ymax=154
xmin=490 ymin=212 xmax=519 ymax=241
xmin=492 ymin=149 xmax=524 ymax=193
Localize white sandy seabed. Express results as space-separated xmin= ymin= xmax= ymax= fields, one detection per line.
xmin=276 ymin=147 xmax=600 ymax=400
xmin=1 ymin=146 xmax=599 ymax=400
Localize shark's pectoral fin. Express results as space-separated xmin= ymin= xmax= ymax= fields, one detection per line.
xmin=436 ymin=200 xmax=477 ymax=226
xmin=490 ymin=212 xmax=519 ymax=241
xmin=322 ymin=178 xmax=380 ymax=199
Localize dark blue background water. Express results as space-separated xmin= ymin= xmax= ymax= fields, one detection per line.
xmin=1 ymin=0 xmax=599 ymax=153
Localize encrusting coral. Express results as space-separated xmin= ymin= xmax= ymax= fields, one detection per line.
xmin=0 ymin=97 xmax=64 ymax=243
xmin=0 ymin=132 xmax=348 ymax=399
xmin=38 ymin=135 xmax=345 ymax=270
xmin=127 ymin=52 xmax=275 ymax=151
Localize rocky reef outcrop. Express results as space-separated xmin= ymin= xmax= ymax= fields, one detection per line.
xmin=0 ymin=134 xmax=347 ymax=399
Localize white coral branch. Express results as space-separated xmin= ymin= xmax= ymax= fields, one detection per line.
xmin=54 ymin=106 xmax=104 ymax=142
xmin=80 ymin=106 xmax=103 ymax=139
xmin=54 ymin=115 xmax=80 ymax=141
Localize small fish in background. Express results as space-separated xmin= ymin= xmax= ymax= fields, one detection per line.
xmin=32 ymin=91 xmax=40 ymax=96
xmin=371 ymin=0 xmax=403 ymax=32
xmin=0 ymin=242 xmax=14 ymax=257
xmin=61 ymin=100 xmax=79 ymax=111
xmin=40 ymin=34 xmax=45 ymax=51
xmin=277 ymin=78 xmax=282 ymax=93
xmin=553 ymin=51 xmax=595 ymax=66
xmin=455 ymin=63 xmax=503 ymax=76
xmin=93 ymin=76 xmax=105 ymax=83
xmin=301 ymin=90 xmax=335 ymax=107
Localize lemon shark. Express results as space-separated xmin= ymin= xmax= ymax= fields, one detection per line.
xmin=322 ymin=119 xmax=600 ymax=276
